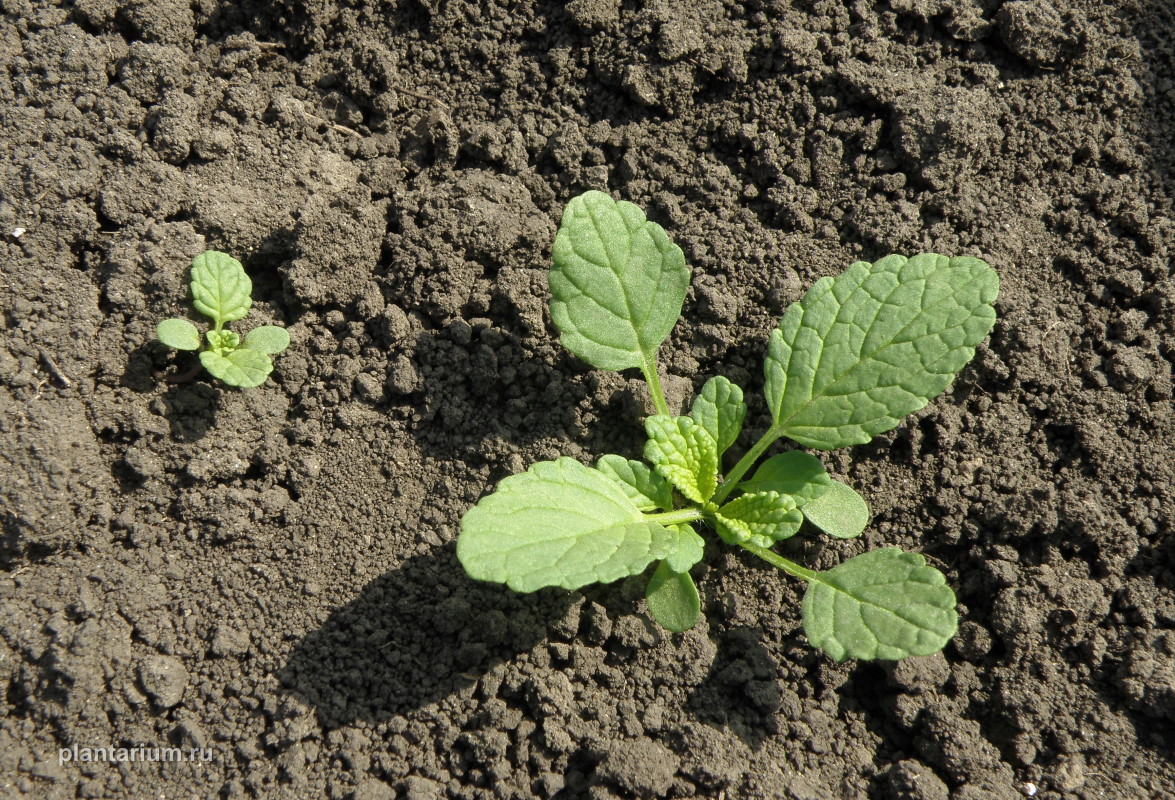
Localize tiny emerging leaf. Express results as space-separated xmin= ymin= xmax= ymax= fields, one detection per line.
xmin=644 ymin=415 xmax=718 ymax=505
xmin=549 ymin=191 xmax=689 ymax=373
xmin=764 ymin=254 xmax=999 ymax=449
xmin=156 ymin=318 xmax=200 ymax=351
xmin=190 ymin=250 xmax=253 ymax=327
xmin=802 ymin=547 xmax=958 ymax=662
xmin=457 ymin=458 xmax=676 ymax=592
xmin=689 ymin=376 xmax=746 ymax=458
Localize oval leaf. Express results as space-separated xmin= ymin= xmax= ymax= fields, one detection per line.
xmin=550 ymin=191 xmax=689 ymax=372
xmin=243 ymin=325 xmax=291 ymax=355
xmin=646 ymin=561 xmax=701 ymax=633
xmin=801 ymin=480 xmax=869 ymax=539
xmin=457 ymin=458 xmax=676 ymax=593
xmin=802 ymin=548 xmax=958 ymax=662
xmin=190 ymin=250 xmax=252 ymax=326
xmin=689 ymin=376 xmax=746 ymax=457
xmin=200 ymin=348 xmax=273 ymax=388
xmin=156 ymin=318 xmax=200 ymax=351
xmin=765 ymin=254 xmax=998 ymax=449
xmin=739 ymin=451 xmax=831 ymax=507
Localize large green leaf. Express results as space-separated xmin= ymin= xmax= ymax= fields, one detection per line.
xmin=596 ymin=455 xmax=674 ymax=512
xmin=764 ymin=254 xmax=998 ymax=449
xmin=646 ymin=561 xmax=701 ymax=633
xmin=644 ymin=415 xmax=718 ymax=504
xmin=689 ymin=376 xmax=746 ymax=457
xmin=200 ymin=348 xmax=273 ymax=388
xmin=190 ymin=250 xmax=252 ymax=326
xmin=457 ymin=458 xmax=676 ymax=592
xmin=802 ymin=548 xmax=958 ymax=662
xmin=714 ymin=491 xmax=802 ymax=548
xmin=549 ymin=191 xmax=689 ymax=372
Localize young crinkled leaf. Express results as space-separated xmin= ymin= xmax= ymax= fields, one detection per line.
xmin=596 ymin=455 xmax=674 ymax=512
xmin=689 ymin=376 xmax=746 ymax=457
xmin=646 ymin=561 xmax=701 ymax=633
xmin=549 ymin=191 xmax=689 ymax=372
xmin=802 ymin=547 xmax=958 ymax=662
xmin=457 ymin=458 xmax=677 ymax=593
xmin=800 ymin=480 xmax=869 ymax=539
xmin=200 ymin=348 xmax=273 ymax=388
xmin=644 ymin=415 xmax=718 ymax=505
xmin=156 ymin=318 xmax=201 ymax=351
xmin=243 ymin=325 xmax=291 ymax=354
xmin=764 ymin=254 xmax=999 ymax=450
xmin=190 ymin=250 xmax=253 ymax=327
xmin=714 ymin=491 xmax=802 ymax=548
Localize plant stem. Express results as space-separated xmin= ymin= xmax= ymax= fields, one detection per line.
xmin=640 ymin=357 xmax=672 ymax=417
xmin=642 ymin=508 xmax=705 ymax=526
xmin=740 ymin=541 xmax=820 ymax=582
xmin=712 ymin=425 xmax=783 ymax=504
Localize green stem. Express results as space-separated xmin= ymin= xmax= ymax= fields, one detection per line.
xmin=740 ymin=541 xmax=820 ymax=582
xmin=640 ymin=357 xmax=672 ymax=417
xmin=642 ymin=508 xmax=705 ymax=526
xmin=712 ymin=425 xmax=783 ymax=504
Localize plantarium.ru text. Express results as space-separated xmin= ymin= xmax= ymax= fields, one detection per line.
xmin=457 ymin=191 xmax=999 ymax=662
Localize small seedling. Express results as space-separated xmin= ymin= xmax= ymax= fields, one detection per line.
xmin=457 ymin=191 xmax=998 ymax=662
xmin=156 ymin=250 xmax=289 ymax=388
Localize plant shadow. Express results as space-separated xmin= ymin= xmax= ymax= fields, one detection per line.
xmin=279 ymin=549 xmax=574 ymax=729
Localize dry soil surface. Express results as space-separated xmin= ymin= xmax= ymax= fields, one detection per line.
xmin=2 ymin=1 xmax=1174 ymax=799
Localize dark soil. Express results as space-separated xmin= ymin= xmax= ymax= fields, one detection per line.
xmin=2 ymin=0 xmax=1174 ymax=798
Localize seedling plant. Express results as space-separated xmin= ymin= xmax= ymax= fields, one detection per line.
xmin=457 ymin=191 xmax=998 ymax=661
xmin=157 ymin=250 xmax=289 ymax=388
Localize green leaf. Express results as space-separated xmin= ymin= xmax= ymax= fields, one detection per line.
xmin=714 ymin=491 xmax=802 ymax=548
xmin=596 ymin=455 xmax=674 ymax=512
xmin=764 ymin=254 xmax=999 ymax=450
xmin=689 ymin=376 xmax=746 ymax=457
xmin=802 ymin=480 xmax=869 ymax=539
xmin=549 ymin=191 xmax=689 ymax=372
xmin=200 ymin=348 xmax=273 ymax=388
xmin=739 ymin=451 xmax=832 ymax=507
xmin=242 ymin=325 xmax=290 ymax=355
xmin=644 ymin=415 xmax=718 ymax=504
xmin=802 ymin=547 xmax=958 ymax=662
xmin=646 ymin=561 xmax=701 ymax=633
xmin=190 ymin=250 xmax=252 ymax=327
xmin=156 ymin=318 xmax=200 ymax=351
xmin=664 ymin=524 xmax=704 ymax=574
xmin=457 ymin=458 xmax=677 ymax=592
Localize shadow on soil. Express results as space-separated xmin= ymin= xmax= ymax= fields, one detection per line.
xmin=279 ymin=549 xmax=574 ymax=729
